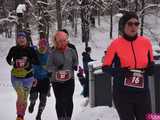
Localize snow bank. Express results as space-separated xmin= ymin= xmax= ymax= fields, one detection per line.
xmin=75 ymin=106 xmax=119 ymax=120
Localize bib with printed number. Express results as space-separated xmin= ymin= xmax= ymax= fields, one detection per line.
xmin=124 ymin=72 xmax=144 ymax=88
xmin=16 ymin=58 xmax=27 ymax=68
xmin=55 ymin=70 xmax=71 ymax=82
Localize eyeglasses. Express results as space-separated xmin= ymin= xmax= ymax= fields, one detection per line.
xmin=127 ymin=22 xmax=140 ymax=27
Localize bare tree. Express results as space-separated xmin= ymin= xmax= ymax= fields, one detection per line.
xmin=56 ymin=0 xmax=62 ymax=30
xmin=110 ymin=0 xmax=113 ymax=39
xmin=81 ymin=0 xmax=91 ymax=48
xmin=37 ymin=0 xmax=50 ymax=41
xmin=140 ymin=0 xmax=145 ymax=35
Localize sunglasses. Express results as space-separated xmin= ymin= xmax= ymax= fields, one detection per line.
xmin=127 ymin=22 xmax=140 ymax=26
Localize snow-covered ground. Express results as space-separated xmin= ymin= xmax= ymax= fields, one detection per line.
xmin=0 ymin=16 xmax=120 ymax=120
xmin=1 ymin=14 xmax=160 ymax=120
xmin=0 ymin=37 xmax=119 ymax=120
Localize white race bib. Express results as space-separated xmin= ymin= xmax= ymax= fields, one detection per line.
xmin=55 ymin=70 xmax=71 ymax=82
xmin=16 ymin=59 xmax=26 ymax=68
xmin=124 ymin=70 xmax=144 ymax=88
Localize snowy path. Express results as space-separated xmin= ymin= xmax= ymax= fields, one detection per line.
xmin=0 ymin=36 xmax=87 ymax=120
xmin=0 ymin=57 xmax=85 ymax=120
xmin=0 ymin=32 xmax=119 ymax=120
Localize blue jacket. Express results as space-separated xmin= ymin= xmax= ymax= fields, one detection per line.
xmin=33 ymin=50 xmax=49 ymax=80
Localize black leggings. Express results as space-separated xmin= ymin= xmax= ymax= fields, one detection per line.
xmin=113 ymin=89 xmax=151 ymax=120
xmin=52 ymin=79 xmax=75 ymax=120
xmin=83 ymin=72 xmax=89 ymax=97
xmin=29 ymin=78 xmax=50 ymax=112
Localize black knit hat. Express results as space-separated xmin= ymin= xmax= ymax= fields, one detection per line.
xmin=119 ymin=11 xmax=139 ymax=34
xmin=60 ymin=29 xmax=69 ymax=36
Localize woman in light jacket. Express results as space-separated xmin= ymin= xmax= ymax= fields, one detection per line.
xmin=47 ymin=31 xmax=78 ymax=120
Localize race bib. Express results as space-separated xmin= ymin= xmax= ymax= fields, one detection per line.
xmin=55 ymin=70 xmax=71 ymax=82
xmin=16 ymin=57 xmax=27 ymax=68
xmin=124 ymin=70 xmax=144 ymax=88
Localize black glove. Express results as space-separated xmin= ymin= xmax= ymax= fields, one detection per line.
xmin=144 ymin=62 xmax=154 ymax=76
xmin=77 ymin=73 xmax=81 ymax=77
xmin=73 ymin=66 xmax=78 ymax=71
xmin=48 ymin=72 xmax=52 ymax=78
xmin=119 ymin=68 xmax=132 ymax=76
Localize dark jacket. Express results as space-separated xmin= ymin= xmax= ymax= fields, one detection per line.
xmin=6 ymin=46 xmax=39 ymax=78
xmin=68 ymin=43 xmax=78 ymax=58
xmin=82 ymin=52 xmax=94 ymax=73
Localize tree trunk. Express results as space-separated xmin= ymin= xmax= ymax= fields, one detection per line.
xmin=121 ymin=0 xmax=125 ymax=8
xmin=135 ymin=0 xmax=138 ymax=12
xmin=140 ymin=0 xmax=145 ymax=35
xmin=46 ymin=22 xmax=49 ymax=40
xmin=74 ymin=8 xmax=78 ymax=37
xmin=98 ymin=9 xmax=101 ymax=26
xmin=56 ymin=0 xmax=62 ymax=30
xmin=110 ymin=0 xmax=113 ymax=39
xmin=81 ymin=0 xmax=90 ymax=49
xmin=37 ymin=0 xmax=50 ymax=46
xmin=71 ymin=10 xmax=75 ymax=29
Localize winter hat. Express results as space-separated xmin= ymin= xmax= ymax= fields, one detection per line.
xmin=119 ymin=11 xmax=139 ymax=33
xmin=17 ymin=32 xmax=27 ymax=38
xmin=60 ymin=29 xmax=69 ymax=36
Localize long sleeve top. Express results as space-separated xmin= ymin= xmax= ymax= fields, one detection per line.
xmin=6 ymin=45 xmax=39 ymax=78
xmin=47 ymin=47 xmax=78 ymax=82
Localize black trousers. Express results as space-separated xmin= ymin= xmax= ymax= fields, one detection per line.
xmin=52 ymin=79 xmax=75 ymax=120
xmin=29 ymin=78 xmax=50 ymax=112
xmin=113 ymin=88 xmax=151 ymax=120
xmin=83 ymin=72 xmax=89 ymax=97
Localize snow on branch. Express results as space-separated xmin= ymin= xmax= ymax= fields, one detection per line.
xmin=92 ymin=1 xmax=107 ymax=11
xmin=115 ymin=13 xmax=123 ymax=18
xmin=139 ymin=4 xmax=160 ymax=16
xmin=144 ymin=23 xmax=159 ymax=41
xmin=61 ymin=0 xmax=72 ymax=15
xmin=16 ymin=4 xmax=26 ymax=13
xmin=37 ymin=0 xmax=49 ymax=6
xmin=0 ymin=18 xmax=16 ymax=24
xmin=25 ymin=0 xmax=34 ymax=8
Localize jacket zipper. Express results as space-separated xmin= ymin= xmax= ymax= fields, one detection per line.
xmin=131 ymin=41 xmax=137 ymax=68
